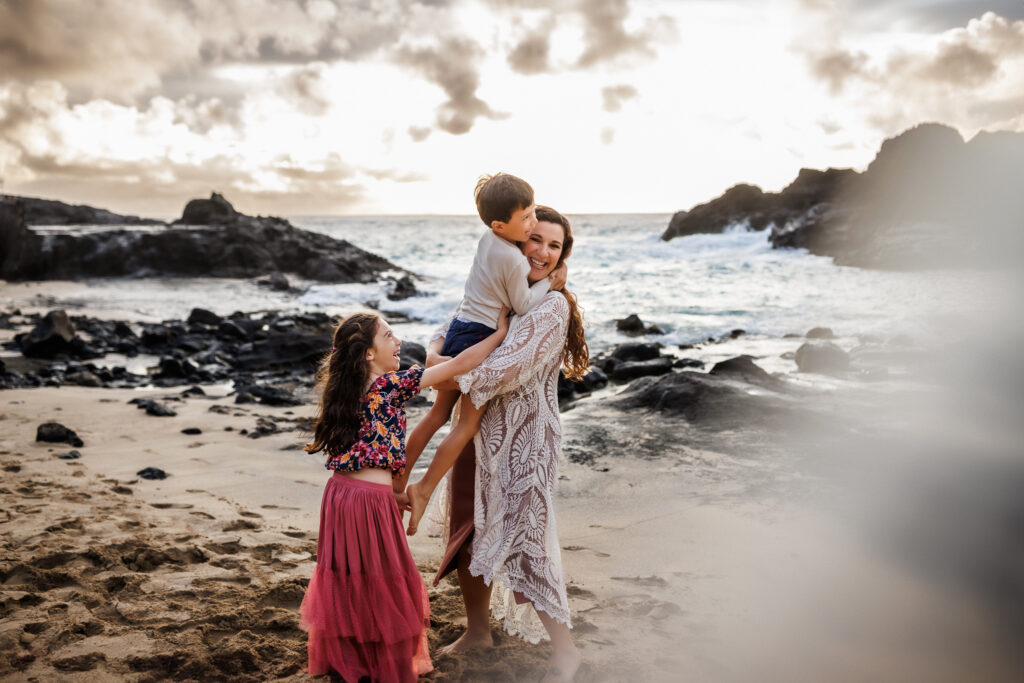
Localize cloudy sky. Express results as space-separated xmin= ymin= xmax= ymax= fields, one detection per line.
xmin=1 ymin=0 xmax=1022 ymax=218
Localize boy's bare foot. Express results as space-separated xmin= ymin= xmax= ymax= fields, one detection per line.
xmin=437 ymin=629 xmax=494 ymax=656
xmin=405 ymin=481 xmax=429 ymax=535
xmin=540 ymin=647 xmax=582 ymax=683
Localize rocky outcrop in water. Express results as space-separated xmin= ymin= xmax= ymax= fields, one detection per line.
xmin=11 ymin=195 xmax=164 ymax=226
xmin=662 ymin=123 xmax=1024 ymax=269
xmin=0 ymin=193 xmax=401 ymax=282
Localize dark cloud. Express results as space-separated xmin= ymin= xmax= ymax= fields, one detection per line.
xmin=170 ymin=96 xmax=241 ymax=135
xmin=364 ymin=168 xmax=429 ymax=182
xmin=395 ymin=38 xmax=506 ymax=135
xmin=408 ymin=126 xmax=432 ymax=142
xmin=918 ymin=41 xmax=997 ymax=85
xmin=281 ymin=63 xmax=332 ymax=116
xmin=806 ymin=12 xmax=1024 ymax=92
xmin=809 ymin=49 xmax=870 ymax=94
xmin=856 ymin=0 xmax=1024 ymax=31
xmin=968 ymin=93 xmax=1024 ymax=122
xmin=601 ymin=84 xmax=638 ymax=112
xmin=575 ymin=0 xmax=658 ymax=68
xmin=488 ymin=0 xmax=675 ymax=74
xmin=507 ymin=28 xmax=552 ymax=74
xmin=0 ymin=0 xmax=423 ymax=100
xmin=0 ymin=0 xmax=199 ymax=102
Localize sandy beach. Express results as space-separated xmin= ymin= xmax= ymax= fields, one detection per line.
xmin=3 ymin=375 xmax=1020 ymax=682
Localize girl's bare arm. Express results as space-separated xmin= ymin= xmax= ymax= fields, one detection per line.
xmin=420 ymin=306 xmax=509 ymax=388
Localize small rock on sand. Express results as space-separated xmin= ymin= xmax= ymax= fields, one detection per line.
xmin=36 ymin=422 xmax=84 ymax=447
xmin=137 ymin=467 xmax=168 ymax=480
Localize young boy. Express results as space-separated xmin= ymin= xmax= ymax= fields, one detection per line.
xmin=400 ymin=173 xmax=566 ymax=534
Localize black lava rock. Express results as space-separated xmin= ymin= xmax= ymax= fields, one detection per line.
xmin=387 ymin=275 xmax=418 ymax=301
xmin=234 ymin=384 xmax=301 ymax=406
xmin=37 ymin=422 xmax=84 ymax=447
xmin=2 ymin=192 xmax=402 ymax=283
xmin=710 ymin=355 xmax=784 ymax=390
xmin=129 ymin=399 xmax=178 ymax=417
xmin=558 ymin=375 xmax=578 ymax=402
xmin=259 ymin=272 xmax=291 ymax=291
xmin=234 ymin=332 xmax=332 ymax=372
xmin=187 ymin=308 xmax=222 ymax=326
xmin=614 ymin=370 xmax=793 ymax=429
xmin=610 ymin=357 xmax=674 ymax=382
xmin=181 ymin=428 xmax=202 ymax=435
xmin=16 ymin=310 xmax=97 ymax=359
xmin=806 ymin=327 xmax=835 ymax=339
xmin=399 ymin=342 xmax=427 ymax=370
xmin=136 ymin=467 xmax=168 ymax=480
xmin=58 ymin=450 xmax=82 ymax=460
xmin=795 ymin=342 xmax=850 ymax=373
xmin=180 ymin=192 xmax=239 ymax=225
xmin=610 ymin=343 xmax=662 ymax=363
xmin=580 ymin=367 xmax=609 ymax=392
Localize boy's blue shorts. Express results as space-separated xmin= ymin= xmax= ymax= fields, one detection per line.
xmin=441 ymin=319 xmax=496 ymax=357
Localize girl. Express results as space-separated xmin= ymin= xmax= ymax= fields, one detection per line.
xmin=300 ymin=308 xmax=509 ymax=682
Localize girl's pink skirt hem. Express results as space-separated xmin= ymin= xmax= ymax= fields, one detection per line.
xmin=300 ymin=473 xmax=432 ymax=682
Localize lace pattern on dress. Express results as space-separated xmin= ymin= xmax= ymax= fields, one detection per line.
xmin=454 ymin=292 xmax=572 ymax=636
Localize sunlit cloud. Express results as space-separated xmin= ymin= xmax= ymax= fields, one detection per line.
xmin=0 ymin=1 xmax=1021 ymax=215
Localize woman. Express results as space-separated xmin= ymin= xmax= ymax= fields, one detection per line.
xmin=424 ymin=206 xmax=588 ymax=682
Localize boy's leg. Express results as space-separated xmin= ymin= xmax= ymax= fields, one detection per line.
xmin=405 ymin=398 xmax=487 ymax=535
xmin=397 ymin=389 xmax=460 ymax=492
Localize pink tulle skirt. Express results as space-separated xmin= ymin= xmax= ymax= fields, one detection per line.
xmin=300 ymin=473 xmax=432 ymax=682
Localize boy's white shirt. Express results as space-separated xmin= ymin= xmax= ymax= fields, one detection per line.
xmin=455 ymin=230 xmax=551 ymax=328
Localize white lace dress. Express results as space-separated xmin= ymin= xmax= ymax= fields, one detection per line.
xmin=451 ymin=291 xmax=572 ymax=642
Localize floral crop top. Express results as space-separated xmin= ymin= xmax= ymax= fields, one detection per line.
xmin=325 ymin=365 xmax=424 ymax=476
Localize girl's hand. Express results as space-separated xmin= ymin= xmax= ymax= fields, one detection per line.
xmin=548 ymin=263 xmax=568 ymax=291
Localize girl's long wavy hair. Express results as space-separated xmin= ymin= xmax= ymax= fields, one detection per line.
xmin=305 ymin=312 xmax=380 ymax=457
xmin=535 ymin=205 xmax=590 ymax=380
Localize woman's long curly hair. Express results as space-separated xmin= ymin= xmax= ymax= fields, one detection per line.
xmin=535 ymin=205 xmax=590 ymax=380
xmin=305 ymin=312 xmax=380 ymax=457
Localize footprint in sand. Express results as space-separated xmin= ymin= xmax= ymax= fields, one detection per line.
xmin=150 ymin=502 xmax=193 ymax=510
xmin=562 ymin=544 xmax=611 ymax=558
xmin=611 ymin=575 xmax=670 ymax=588
xmin=222 ymin=519 xmax=259 ymax=532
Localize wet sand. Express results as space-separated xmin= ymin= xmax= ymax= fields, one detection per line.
xmin=2 ymin=385 xmax=1020 ymax=681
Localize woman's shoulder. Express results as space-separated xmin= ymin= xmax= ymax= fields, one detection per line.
xmin=540 ymin=290 xmax=571 ymax=315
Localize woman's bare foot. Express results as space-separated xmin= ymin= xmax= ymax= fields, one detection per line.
xmin=437 ymin=629 xmax=494 ymax=656
xmin=405 ymin=481 xmax=429 ymax=535
xmin=539 ymin=646 xmax=582 ymax=683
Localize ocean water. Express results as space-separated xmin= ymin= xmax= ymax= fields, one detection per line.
xmin=1 ymin=214 xmax=997 ymax=353
xmin=293 ymin=214 xmax=990 ymax=351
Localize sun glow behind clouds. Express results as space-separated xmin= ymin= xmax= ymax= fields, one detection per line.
xmin=1 ymin=0 xmax=1022 ymax=216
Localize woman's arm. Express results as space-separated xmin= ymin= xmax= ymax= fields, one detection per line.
xmin=458 ymin=293 xmax=569 ymax=408
xmin=420 ymin=306 xmax=509 ymax=389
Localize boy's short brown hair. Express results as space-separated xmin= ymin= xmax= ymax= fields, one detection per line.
xmin=474 ymin=173 xmax=534 ymax=227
